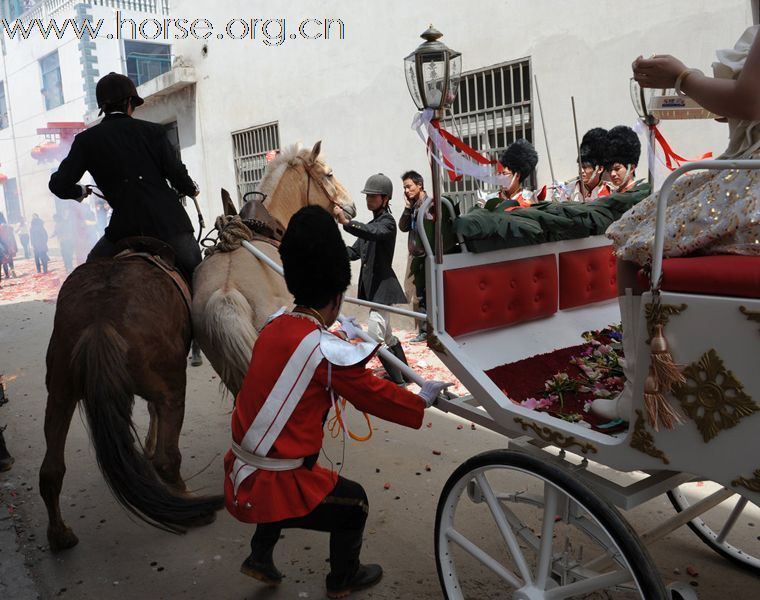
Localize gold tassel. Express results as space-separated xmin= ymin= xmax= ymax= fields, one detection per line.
xmin=643 ymin=368 xmax=683 ymax=431
xmin=649 ymin=323 xmax=686 ymax=390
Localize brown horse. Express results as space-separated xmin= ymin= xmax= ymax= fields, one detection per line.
xmin=41 ymin=252 xmax=223 ymax=552
xmin=192 ymin=141 xmax=355 ymax=395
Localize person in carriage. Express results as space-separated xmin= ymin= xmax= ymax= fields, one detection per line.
xmin=592 ymin=25 xmax=760 ymax=421
xmin=497 ymin=138 xmax=541 ymax=208
xmin=566 ymin=127 xmax=614 ymax=201
xmin=225 ymin=205 xmax=448 ymax=598
xmin=48 ymin=72 xmax=201 ymax=285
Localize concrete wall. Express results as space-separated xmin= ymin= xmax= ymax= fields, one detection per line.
xmin=137 ymin=0 xmax=754 ymax=279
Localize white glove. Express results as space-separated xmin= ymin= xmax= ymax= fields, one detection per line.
xmin=419 ymin=380 xmax=452 ymax=408
xmin=337 ymin=315 xmax=362 ymax=340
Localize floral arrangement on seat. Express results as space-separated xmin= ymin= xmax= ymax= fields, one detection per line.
xmin=486 ymin=326 xmax=627 ymax=431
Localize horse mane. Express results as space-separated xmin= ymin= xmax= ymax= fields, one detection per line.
xmin=257 ymin=144 xmax=313 ymax=202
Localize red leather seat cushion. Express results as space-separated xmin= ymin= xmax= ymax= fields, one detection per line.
xmin=659 ymin=255 xmax=760 ymax=298
xmin=443 ymin=254 xmax=558 ymax=337
xmin=558 ymin=246 xmax=617 ymax=309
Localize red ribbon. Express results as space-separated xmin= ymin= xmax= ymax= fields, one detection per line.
xmin=649 ymin=124 xmax=712 ymax=170
xmin=430 ymin=118 xmax=500 ymax=182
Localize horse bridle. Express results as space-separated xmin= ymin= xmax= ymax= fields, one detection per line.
xmin=300 ymin=158 xmax=343 ymax=211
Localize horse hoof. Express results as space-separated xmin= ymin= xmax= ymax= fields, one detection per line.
xmin=48 ymin=526 xmax=79 ymax=552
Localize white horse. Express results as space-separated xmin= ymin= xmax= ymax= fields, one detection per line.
xmin=191 ymin=142 xmax=356 ymax=394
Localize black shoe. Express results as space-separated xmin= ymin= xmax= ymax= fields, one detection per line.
xmin=326 ymin=563 xmax=383 ymax=598
xmin=240 ymin=554 xmax=283 ymax=586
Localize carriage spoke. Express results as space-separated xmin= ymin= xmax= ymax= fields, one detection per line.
xmin=445 ymin=526 xmax=523 ymax=588
xmin=535 ymin=483 xmax=560 ymax=590
xmin=476 ymin=472 xmax=534 ymax=586
xmin=715 ymin=496 xmax=748 ymax=545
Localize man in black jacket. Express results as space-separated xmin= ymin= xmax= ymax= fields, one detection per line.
xmin=334 ymin=173 xmax=410 ymax=384
xmin=48 ymin=72 xmax=201 ymax=283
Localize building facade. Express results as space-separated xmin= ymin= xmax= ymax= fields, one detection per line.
xmin=0 ymin=0 xmax=172 ymax=226
xmin=131 ymin=0 xmax=758 ymax=278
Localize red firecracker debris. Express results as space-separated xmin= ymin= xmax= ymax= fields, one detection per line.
xmin=686 ymin=565 xmax=699 ymax=577
xmin=383 ymin=482 xmax=391 ymax=490
xmin=456 ymin=424 xmax=463 ymax=430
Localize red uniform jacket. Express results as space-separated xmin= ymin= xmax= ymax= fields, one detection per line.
xmin=224 ymin=313 xmax=425 ymax=524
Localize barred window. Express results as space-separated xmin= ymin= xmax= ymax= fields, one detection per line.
xmin=441 ymin=58 xmax=533 ymax=210
xmin=231 ymin=122 xmax=280 ymax=204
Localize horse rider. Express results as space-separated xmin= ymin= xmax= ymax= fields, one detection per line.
xmin=49 ymin=72 xmax=201 ymax=285
xmin=226 ymin=205 xmax=449 ymax=597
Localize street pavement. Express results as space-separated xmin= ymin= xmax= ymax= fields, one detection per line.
xmin=0 ymin=289 xmax=759 ymax=599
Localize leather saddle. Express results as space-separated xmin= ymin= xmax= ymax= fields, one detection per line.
xmin=239 ymin=198 xmax=286 ymax=244
xmin=110 ymin=236 xmax=192 ymax=315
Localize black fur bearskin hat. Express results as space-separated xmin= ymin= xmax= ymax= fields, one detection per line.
xmin=579 ymin=127 xmax=608 ymax=167
xmin=499 ymin=139 xmax=538 ymax=182
xmin=279 ymin=206 xmax=351 ymax=309
xmin=603 ymin=125 xmax=641 ymax=168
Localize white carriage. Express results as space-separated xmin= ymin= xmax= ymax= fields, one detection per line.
xmin=381 ymin=160 xmax=760 ymax=599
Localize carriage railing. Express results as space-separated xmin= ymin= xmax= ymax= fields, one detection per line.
xmin=650 ymin=159 xmax=760 ymax=289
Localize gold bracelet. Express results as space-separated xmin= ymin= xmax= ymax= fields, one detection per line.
xmin=674 ymin=68 xmax=702 ymax=97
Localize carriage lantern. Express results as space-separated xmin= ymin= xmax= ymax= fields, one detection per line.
xmin=404 ymin=25 xmax=461 ymax=111
xmin=404 ymin=26 xmax=461 ymax=269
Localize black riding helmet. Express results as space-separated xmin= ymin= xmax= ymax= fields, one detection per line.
xmin=96 ymin=72 xmax=144 ymax=114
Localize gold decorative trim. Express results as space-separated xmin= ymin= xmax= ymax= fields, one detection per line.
xmin=513 ymin=417 xmax=597 ymax=454
xmin=629 ymin=410 xmax=670 ymax=465
xmin=732 ymin=469 xmax=760 ymax=493
xmin=673 ymin=349 xmax=759 ymax=443
xmin=645 ymin=302 xmax=687 ymax=342
xmin=740 ymin=306 xmax=760 ymax=332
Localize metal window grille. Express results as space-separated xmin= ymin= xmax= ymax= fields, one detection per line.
xmin=441 ymin=58 xmax=532 ymax=210
xmin=231 ymin=122 xmax=280 ymax=203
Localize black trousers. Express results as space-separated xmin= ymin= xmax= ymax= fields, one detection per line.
xmin=250 ymin=476 xmax=368 ymax=582
xmin=88 ymin=232 xmax=202 ymax=285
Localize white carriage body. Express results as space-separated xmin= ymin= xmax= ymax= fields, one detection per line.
xmin=421 ymin=172 xmax=760 ymax=510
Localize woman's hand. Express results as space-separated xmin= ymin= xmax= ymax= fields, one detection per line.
xmin=632 ymin=54 xmax=688 ymax=89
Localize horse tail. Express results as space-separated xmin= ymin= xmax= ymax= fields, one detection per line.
xmin=201 ymin=288 xmax=257 ymax=393
xmin=71 ymin=323 xmax=223 ymax=534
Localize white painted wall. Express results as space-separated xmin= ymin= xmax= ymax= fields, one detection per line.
xmin=139 ymin=0 xmax=753 ymax=279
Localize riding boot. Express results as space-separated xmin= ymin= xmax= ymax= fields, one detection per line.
xmin=591 ymin=289 xmax=639 ymax=421
xmin=242 ymin=525 xmax=283 ymax=585
xmin=0 ymin=426 xmax=14 ymax=472
xmin=378 ymin=351 xmax=405 ymax=386
xmin=388 ymin=341 xmax=412 ymax=384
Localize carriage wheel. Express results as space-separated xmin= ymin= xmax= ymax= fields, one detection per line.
xmin=435 ymin=450 xmax=666 ymax=599
xmin=667 ymin=481 xmax=760 ymax=574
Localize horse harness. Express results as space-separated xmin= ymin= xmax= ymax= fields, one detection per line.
xmin=300 ymin=158 xmax=345 ymax=215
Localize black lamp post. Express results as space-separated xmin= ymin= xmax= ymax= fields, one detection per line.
xmin=404 ymin=25 xmax=461 ymax=264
